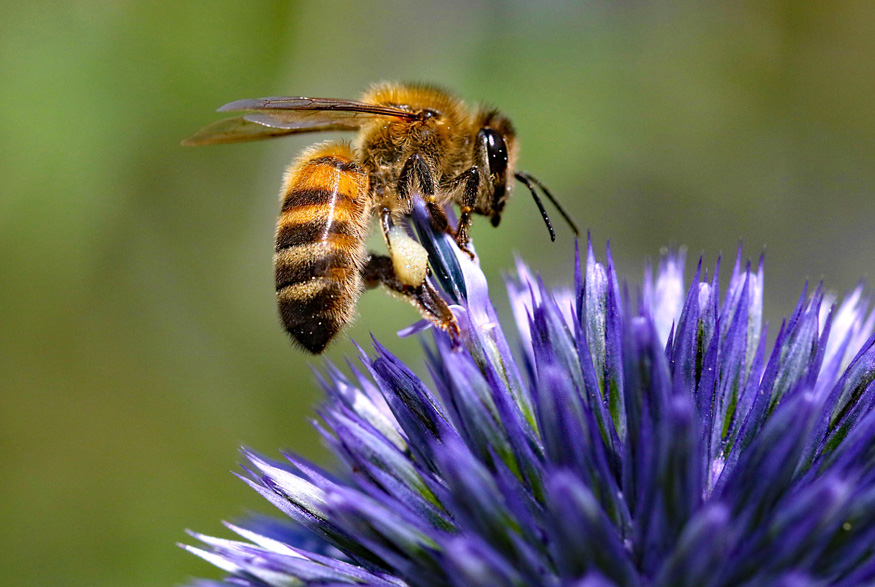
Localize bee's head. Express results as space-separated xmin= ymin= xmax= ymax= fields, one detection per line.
xmin=474 ymin=109 xmax=578 ymax=241
xmin=474 ymin=110 xmax=518 ymax=227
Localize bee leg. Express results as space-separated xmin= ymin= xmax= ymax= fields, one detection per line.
xmin=362 ymin=253 xmax=460 ymax=341
xmin=449 ymin=166 xmax=480 ymax=259
xmin=397 ymin=153 xmax=452 ymax=234
xmin=379 ymin=206 xmax=395 ymax=251
xmin=380 ymin=206 xmax=430 ymax=288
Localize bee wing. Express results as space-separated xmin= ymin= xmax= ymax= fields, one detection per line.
xmin=180 ymin=115 xmax=361 ymax=146
xmin=182 ymin=96 xmax=416 ymax=146
xmin=218 ymin=96 xmax=416 ymax=118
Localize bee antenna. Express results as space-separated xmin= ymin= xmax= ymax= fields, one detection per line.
xmin=514 ymin=172 xmax=555 ymax=241
xmin=515 ymin=172 xmax=580 ymax=237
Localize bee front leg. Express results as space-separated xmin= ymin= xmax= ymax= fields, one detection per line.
xmin=449 ymin=166 xmax=480 ymax=258
xmin=362 ymin=253 xmax=460 ymax=340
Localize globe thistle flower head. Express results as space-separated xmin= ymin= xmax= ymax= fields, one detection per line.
xmin=184 ymin=200 xmax=875 ymax=586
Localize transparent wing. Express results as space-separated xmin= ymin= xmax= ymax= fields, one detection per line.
xmin=218 ymin=96 xmax=416 ymax=117
xmin=181 ymin=115 xmax=362 ymax=146
xmin=182 ymin=96 xmax=417 ymax=146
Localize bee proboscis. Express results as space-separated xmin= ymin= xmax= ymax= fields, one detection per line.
xmin=183 ymin=82 xmax=577 ymax=353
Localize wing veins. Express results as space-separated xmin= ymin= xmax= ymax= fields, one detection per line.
xmin=218 ymin=96 xmax=417 ymax=120
xmin=183 ymin=95 xmax=417 ymax=146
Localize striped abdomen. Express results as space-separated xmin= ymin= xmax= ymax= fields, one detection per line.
xmin=275 ymin=143 xmax=370 ymax=353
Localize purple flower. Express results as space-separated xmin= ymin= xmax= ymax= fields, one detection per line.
xmin=183 ymin=201 xmax=875 ymax=586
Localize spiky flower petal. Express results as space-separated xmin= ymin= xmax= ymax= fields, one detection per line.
xmin=184 ymin=200 xmax=875 ymax=586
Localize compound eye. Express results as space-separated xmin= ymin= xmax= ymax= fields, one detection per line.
xmin=478 ymin=128 xmax=509 ymax=216
xmin=478 ymin=128 xmax=508 ymax=180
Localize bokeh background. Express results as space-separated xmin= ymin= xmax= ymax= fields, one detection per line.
xmin=3 ymin=1 xmax=875 ymax=585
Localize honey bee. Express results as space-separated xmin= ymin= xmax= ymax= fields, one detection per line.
xmin=183 ymin=82 xmax=577 ymax=353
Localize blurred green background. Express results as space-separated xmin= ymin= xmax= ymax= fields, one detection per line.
xmin=3 ymin=1 xmax=875 ymax=585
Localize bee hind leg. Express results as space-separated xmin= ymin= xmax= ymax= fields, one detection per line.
xmin=362 ymin=253 xmax=460 ymax=341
